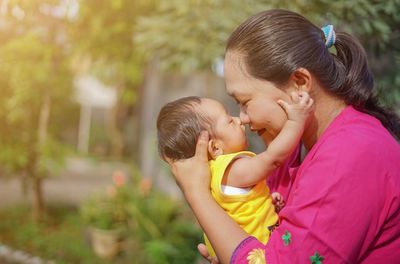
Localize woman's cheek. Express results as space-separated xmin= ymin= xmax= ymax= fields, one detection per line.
xmin=274 ymin=105 xmax=289 ymax=130
xmin=262 ymin=105 xmax=287 ymax=143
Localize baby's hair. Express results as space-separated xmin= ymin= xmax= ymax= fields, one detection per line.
xmin=157 ymin=96 xmax=213 ymax=162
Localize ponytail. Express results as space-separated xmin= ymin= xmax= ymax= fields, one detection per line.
xmin=226 ymin=9 xmax=400 ymax=140
xmin=334 ymin=32 xmax=400 ymax=140
xmin=364 ymin=97 xmax=400 ymax=140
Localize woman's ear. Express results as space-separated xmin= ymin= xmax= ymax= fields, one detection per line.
xmin=208 ymin=139 xmax=223 ymax=159
xmin=289 ymin=68 xmax=313 ymax=93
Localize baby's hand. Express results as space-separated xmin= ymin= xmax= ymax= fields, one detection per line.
xmin=271 ymin=192 xmax=285 ymax=212
xmin=277 ymin=91 xmax=314 ymax=124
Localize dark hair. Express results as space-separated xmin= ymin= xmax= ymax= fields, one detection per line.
xmin=226 ymin=9 xmax=400 ymax=140
xmin=157 ymin=96 xmax=212 ymax=162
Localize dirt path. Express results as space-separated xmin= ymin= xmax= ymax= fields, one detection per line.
xmin=0 ymin=157 xmax=131 ymax=208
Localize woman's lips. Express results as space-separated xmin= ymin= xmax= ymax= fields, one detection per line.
xmin=249 ymin=126 xmax=266 ymax=137
xmin=257 ymin=129 xmax=266 ymax=136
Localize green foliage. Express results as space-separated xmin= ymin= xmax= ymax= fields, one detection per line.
xmin=135 ymin=0 xmax=400 ymax=106
xmin=0 ymin=205 xmax=109 ymax=264
xmin=71 ymin=0 xmax=156 ymax=106
xmin=135 ymin=0 xmax=270 ymax=72
xmin=80 ymin=171 xmax=202 ymax=263
xmin=1 ymin=196 xmax=201 ymax=264
xmin=128 ymin=190 xmax=202 ymax=264
xmin=80 ymin=192 xmax=129 ymax=231
xmin=0 ymin=1 xmax=71 ymax=179
xmin=145 ymin=220 xmax=202 ymax=264
xmin=80 ymin=182 xmax=131 ymax=231
xmin=283 ymin=0 xmax=400 ymax=107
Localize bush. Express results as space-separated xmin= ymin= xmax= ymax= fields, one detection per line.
xmin=79 ymin=170 xmax=203 ymax=263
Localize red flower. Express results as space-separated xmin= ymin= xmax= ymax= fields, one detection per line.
xmin=112 ymin=170 xmax=126 ymax=187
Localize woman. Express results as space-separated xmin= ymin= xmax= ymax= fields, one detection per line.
xmin=169 ymin=9 xmax=400 ymax=264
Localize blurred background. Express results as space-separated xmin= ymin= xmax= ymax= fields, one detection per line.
xmin=0 ymin=0 xmax=398 ymax=263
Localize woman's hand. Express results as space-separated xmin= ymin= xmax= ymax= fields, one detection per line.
xmin=169 ymin=131 xmax=249 ymax=263
xmin=168 ymin=131 xmax=211 ymax=200
xmin=169 ymin=131 xmax=220 ymax=262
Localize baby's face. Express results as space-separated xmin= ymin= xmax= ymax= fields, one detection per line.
xmin=198 ymin=98 xmax=247 ymax=154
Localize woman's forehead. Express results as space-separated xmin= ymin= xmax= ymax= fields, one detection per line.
xmin=224 ymin=53 xmax=245 ymax=79
xmin=224 ymin=53 xmax=257 ymax=97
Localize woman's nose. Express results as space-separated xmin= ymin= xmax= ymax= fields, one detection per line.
xmin=239 ymin=111 xmax=250 ymax=125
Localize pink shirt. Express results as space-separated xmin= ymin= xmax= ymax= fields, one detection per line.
xmin=231 ymin=106 xmax=400 ymax=263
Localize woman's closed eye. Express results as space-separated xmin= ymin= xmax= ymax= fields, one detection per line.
xmin=240 ymin=102 xmax=248 ymax=113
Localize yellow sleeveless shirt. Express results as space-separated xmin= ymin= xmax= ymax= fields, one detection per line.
xmin=204 ymin=151 xmax=278 ymax=257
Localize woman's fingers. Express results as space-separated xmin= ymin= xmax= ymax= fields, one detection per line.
xmin=167 ymin=131 xmax=209 ymax=171
xmin=167 ymin=130 xmax=212 ymax=196
xmin=195 ymin=131 xmax=209 ymax=162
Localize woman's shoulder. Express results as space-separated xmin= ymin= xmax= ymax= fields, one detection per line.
xmin=318 ymin=106 xmax=399 ymax=155
xmin=304 ymin=106 xmax=400 ymax=179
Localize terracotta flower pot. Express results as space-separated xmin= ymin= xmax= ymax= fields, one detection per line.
xmin=89 ymin=227 xmax=122 ymax=259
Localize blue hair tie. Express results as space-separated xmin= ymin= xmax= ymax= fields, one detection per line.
xmin=321 ymin=25 xmax=336 ymax=48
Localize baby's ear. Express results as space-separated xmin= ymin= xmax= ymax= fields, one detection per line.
xmin=208 ymin=139 xmax=222 ymax=159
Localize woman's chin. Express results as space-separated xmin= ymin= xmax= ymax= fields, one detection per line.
xmin=258 ymin=129 xmax=272 ymax=145
xmin=257 ymin=129 xmax=266 ymax=137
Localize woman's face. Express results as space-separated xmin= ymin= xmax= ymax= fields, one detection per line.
xmin=224 ymin=51 xmax=291 ymax=145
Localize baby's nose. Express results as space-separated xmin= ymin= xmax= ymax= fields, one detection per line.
xmin=233 ymin=116 xmax=242 ymax=125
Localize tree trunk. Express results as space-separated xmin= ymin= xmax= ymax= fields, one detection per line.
xmin=77 ymin=104 xmax=92 ymax=154
xmin=31 ymin=93 xmax=51 ymax=221
xmin=107 ymin=83 xmax=125 ymax=157
xmin=32 ymin=172 xmax=45 ymax=222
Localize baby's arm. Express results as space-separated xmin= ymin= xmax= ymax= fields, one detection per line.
xmin=225 ymin=91 xmax=313 ymax=188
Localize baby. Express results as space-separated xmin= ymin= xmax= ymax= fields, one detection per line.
xmin=157 ymin=92 xmax=313 ymax=256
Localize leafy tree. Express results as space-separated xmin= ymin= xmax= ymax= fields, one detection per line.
xmin=284 ymin=0 xmax=400 ymax=106
xmin=0 ymin=0 xmax=74 ymax=221
xmin=135 ymin=0 xmax=270 ymax=72
xmin=135 ymin=0 xmax=400 ymax=106
xmin=70 ymin=0 xmax=157 ymax=157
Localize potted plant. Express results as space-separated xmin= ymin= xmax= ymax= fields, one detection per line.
xmin=80 ymin=171 xmax=130 ymax=259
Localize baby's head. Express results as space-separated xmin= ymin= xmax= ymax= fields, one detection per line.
xmin=157 ymin=96 xmax=247 ymax=162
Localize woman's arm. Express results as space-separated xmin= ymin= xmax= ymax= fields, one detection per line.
xmin=169 ymin=132 xmax=248 ymax=264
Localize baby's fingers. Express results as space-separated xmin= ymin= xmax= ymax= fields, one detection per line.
xmin=290 ymin=92 xmax=300 ymax=103
xmin=298 ymin=91 xmax=311 ymax=105
xmin=307 ymin=98 xmax=314 ymax=109
xmin=277 ymin=99 xmax=290 ymax=113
